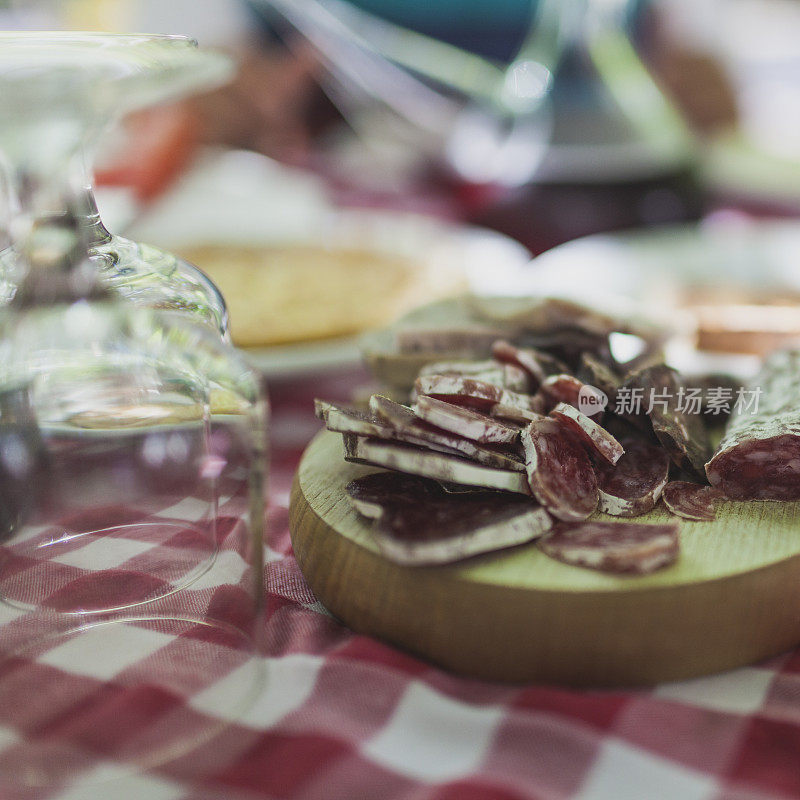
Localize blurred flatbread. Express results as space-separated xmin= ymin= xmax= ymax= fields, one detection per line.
xmin=180 ymin=244 xmax=467 ymax=348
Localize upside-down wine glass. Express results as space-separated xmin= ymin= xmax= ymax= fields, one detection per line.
xmin=0 ymin=34 xmax=270 ymax=791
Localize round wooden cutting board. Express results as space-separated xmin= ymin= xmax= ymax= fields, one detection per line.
xmin=289 ymin=430 xmax=800 ymax=687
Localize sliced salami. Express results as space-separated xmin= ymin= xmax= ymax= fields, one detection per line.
xmin=415 ymin=374 xmax=541 ymax=415
xmin=314 ymin=399 xmax=388 ymax=438
xmin=538 ymin=520 xmax=679 ymax=574
xmin=595 ymin=437 xmax=670 ymax=517
xmin=316 ymin=400 xmax=465 ymax=459
xmin=418 ymin=359 xmax=498 ymax=377
xmin=342 ymin=435 xmax=531 ymax=495
xmin=346 ymin=471 xmax=442 ymax=518
xmin=346 ymin=472 xmax=551 ymax=565
xmin=413 ymin=394 xmax=521 ymax=445
xmin=706 ymin=350 xmax=800 ymax=500
xmin=520 ymin=417 xmax=598 ymax=521
xmin=537 ymin=374 xmax=607 ymax=421
xmin=517 ymin=329 xmax=612 ymax=370
xmin=490 ymin=403 xmax=543 ymax=425
xmin=662 ymin=481 xmax=721 ymax=521
xmin=627 ymin=364 xmax=711 ymax=479
xmin=418 ymin=360 xmax=529 ymax=392
xmin=549 ymin=403 xmax=624 ymax=465
xmin=395 ymin=326 xmax=506 ymax=354
xmin=491 ymin=340 xmax=568 ymax=389
xmin=577 ymin=352 xmax=620 ymax=405
xmin=369 ymin=394 xmax=524 ymax=470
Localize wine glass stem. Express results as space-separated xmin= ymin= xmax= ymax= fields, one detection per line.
xmin=7 ymin=152 xmax=84 ymax=249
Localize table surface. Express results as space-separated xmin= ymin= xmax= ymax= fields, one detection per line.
xmin=3 ymin=366 xmax=800 ymax=800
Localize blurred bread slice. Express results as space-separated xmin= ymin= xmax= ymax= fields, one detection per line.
xmin=180 ymin=244 xmax=467 ymax=348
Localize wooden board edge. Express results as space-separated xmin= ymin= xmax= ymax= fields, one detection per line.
xmin=289 ymin=461 xmax=800 ymax=687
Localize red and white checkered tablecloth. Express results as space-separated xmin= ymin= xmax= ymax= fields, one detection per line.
xmin=2 ymin=366 xmax=800 ymax=800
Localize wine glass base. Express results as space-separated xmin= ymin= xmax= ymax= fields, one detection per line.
xmin=0 ymin=614 xmax=265 ymax=790
xmin=0 ymin=519 xmax=218 ymax=615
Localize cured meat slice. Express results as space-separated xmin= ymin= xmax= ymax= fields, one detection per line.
xmin=490 ymin=403 xmax=543 ymax=425
xmin=475 ymin=296 xmax=666 ymax=342
xmin=517 ymin=329 xmax=613 ymax=370
xmin=577 ymin=353 xmax=620 ymax=405
xmin=395 ymin=326 xmax=506 ymax=354
xmin=413 ymin=394 xmax=520 ymax=445
xmin=342 ymin=435 xmax=531 ymax=494
xmin=520 ymin=417 xmax=598 ymax=521
xmin=706 ymin=351 xmax=800 ymax=500
xmin=537 ymin=374 xmax=607 ymax=421
xmin=491 ymin=340 xmax=568 ymax=389
xmin=419 ymin=358 xmax=529 ymax=393
xmin=595 ymin=437 xmax=670 ymax=517
xmin=346 ymin=471 xmax=443 ymax=518
xmin=418 ymin=359 xmax=498 ymax=377
xmin=345 ymin=472 xmax=551 ymax=565
xmin=538 ymin=521 xmax=679 ymax=574
xmin=549 ymin=403 xmax=624 ymax=465
xmin=494 ymin=364 xmax=530 ymax=393
xmin=662 ymin=481 xmax=720 ymax=521
xmin=315 ymin=399 xmax=389 ymax=438
xmin=627 ymin=364 xmax=711 ymax=479
xmin=369 ymin=394 xmax=524 ymax=471
xmin=415 ymin=374 xmax=540 ymax=415
xmin=315 ymin=398 xmax=500 ymax=462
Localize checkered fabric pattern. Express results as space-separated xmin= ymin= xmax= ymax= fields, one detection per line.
xmin=2 ymin=367 xmax=799 ymax=800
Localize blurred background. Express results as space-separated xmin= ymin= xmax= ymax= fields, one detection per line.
xmin=3 ymin=0 xmax=800 ymax=368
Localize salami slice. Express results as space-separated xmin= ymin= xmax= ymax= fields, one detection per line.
xmin=318 ymin=398 xmax=524 ymax=469
xmin=343 ymin=435 xmax=531 ymax=494
xmin=412 ymin=394 xmax=520 ymax=445
xmin=346 ymin=471 xmax=442 ymax=518
xmin=520 ymin=417 xmax=598 ymax=521
xmin=627 ymin=364 xmax=711 ymax=479
xmin=314 ymin=399 xmax=389 ymax=438
xmin=395 ymin=326 xmax=506 ymax=354
xmin=418 ymin=360 xmax=529 ymax=392
xmin=662 ymin=481 xmax=720 ymax=521
xmin=577 ymin=353 xmax=620 ymax=405
xmin=517 ymin=329 xmax=612 ymax=370
xmin=418 ymin=359 xmax=498 ymax=377
xmin=538 ymin=520 xmax=679 ymax=574
xmin=491 ymin=340 xmax=568 ymax=389
xmin=415 ymin=374 xmax=540 ymax=415
xmin=369 ymin=394 xmax=524 ymax=470
xmin=549 ymin=403 xmax=624 ymax=465
xmin=490 ymin=403 xmax=543 ymax=425
xmin=595 ymin=437 xmax=670 ymax=517
xmin=537 ymin=374 xmax=607 ymax=421
xmin=706 ymin=350 xmax=800 ymax=500
xmin=346 ymin=472 xmax=551 ymax=565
